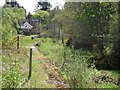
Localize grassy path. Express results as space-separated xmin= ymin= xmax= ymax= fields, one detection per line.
xmin=19 ymin=35 xmax=70 ymax=88
xmin=18 ymin=35 xmax=55 ymax=88
xmin=31 ymin=42 xmax=70 ymax=88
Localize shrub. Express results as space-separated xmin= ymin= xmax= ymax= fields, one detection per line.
xmin=64 ymin=36 xmax=71 ymax=46
xmin=87 ymin=54 xmax=113 ymax=70
xmin=2 ymin=36 xmax=17 ymax=49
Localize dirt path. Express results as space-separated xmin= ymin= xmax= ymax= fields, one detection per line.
xmin=31 ymin=42 xmax=70 ymax=88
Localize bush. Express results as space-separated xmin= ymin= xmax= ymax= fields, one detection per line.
xmin=2 ymin=6 xmax=26 ymax=42
xmin=2 ymin=36 xmax=17 ymax=49
xmin=87 ymin=54 xmax=113 ymax=70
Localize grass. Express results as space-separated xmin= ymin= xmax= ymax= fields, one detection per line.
xmin=2 ymin=35 xmax=55 ymax=88
xmin=19 ymin=35 xmax=55 ymax=88
xmin=2 ymin=48 xmax=29 ymax=88
xmin=2 ymin=35 xmax=119 ymax=88
xmin=23 ymin=58 xmax=54 ymax=88
xmin=36 ymin=37 xmax=119 ymax=88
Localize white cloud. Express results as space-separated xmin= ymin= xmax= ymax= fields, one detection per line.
xmin=0 ymin=0 xmax=5 ymax=7
xmin=17 ymin=0 xmax=36 ymax=14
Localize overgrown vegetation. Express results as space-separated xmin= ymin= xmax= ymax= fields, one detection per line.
xmin=1 ymin=1 xmax=120 ymax=88
xmin=45 ymin=2 xmax=120 ymax=70
xmin=36 ymin=37 xmax=119 ymax=88
xmin=2 ymin=40 xmax=29 ymax=88
xmin=1 ymin=5 xmax=28 ymax=88
xmin=2 ymin=6 xmax=26 ymax=44
xmin=39 ymin=2 xmax=120 ymax=87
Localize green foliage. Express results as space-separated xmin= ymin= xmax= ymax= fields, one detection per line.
xmin=33 ymin=10 xmax=49 ymax=19
xmin=32 ymin=13 xmax=39 ymax=19
xmin=2 ymin=37 xmax=31 ymax=88
xmin=49 ymin=2 xmax=119 ymax=70
xmin=2 ymin=62 xmax=22 ymax=88
xmin=36 ymin=37 xmax=118 ymax=88
xmin=32 ymin=10 xmax=50 ymax=36
xmin=63 ymin=49 xmax=92 ymax=88
xmin=2 ymin=6 xmax=26 ymax=43
xmin=32 ymin=10 xmax=49 ymax=26
xmin=50 ymin=2 xmax=118 ymax=52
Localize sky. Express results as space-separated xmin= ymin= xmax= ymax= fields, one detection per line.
xmin=0 ymin=0 xmax=65 ymax=14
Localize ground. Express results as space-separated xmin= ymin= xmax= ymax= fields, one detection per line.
xmin=1 ymin=35 xmax=120 ymax=88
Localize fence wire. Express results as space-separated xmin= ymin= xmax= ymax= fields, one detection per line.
xmin=2 ymin=35 xmax=70 ymax=88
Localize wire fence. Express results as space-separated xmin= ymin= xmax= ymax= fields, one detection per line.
xmin=2 ymin=35 xmax=31 ymax=87
xmin=2 ymin=35 xmax=70 ymax=88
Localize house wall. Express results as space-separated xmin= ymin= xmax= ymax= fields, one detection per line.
xmin=23 ymin=29 xmax=31 ymax=35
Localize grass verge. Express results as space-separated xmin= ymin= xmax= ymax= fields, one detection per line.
xmin=2 ymin=35 xmax=55 ymax=88
xmin=36 ymin=37 xmax=119 ymax=88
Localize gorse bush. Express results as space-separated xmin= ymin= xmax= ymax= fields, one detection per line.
xmin=87 ymin=54 xmax=113 ymax=70
xmin=2 ymin=36 xmax=17 ymax=49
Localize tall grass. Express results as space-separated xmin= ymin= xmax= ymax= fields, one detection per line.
xmin=36 ymin=38 xmax=119 ymax=88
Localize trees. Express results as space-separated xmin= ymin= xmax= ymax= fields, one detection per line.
xmin=109 ymin=2 xmax=120 ymax=70
xmin=32 ymin=10 xmax=49 ymax=25
xmin=2 ymin=7 xmax=26 ymax=44
xmin=35 ymin=0 xmax=52 ymax=11
xmin=32 ymin=10 xmax=50 ymax=36
xmin=47 ymin=2 xmax=119 ymax=70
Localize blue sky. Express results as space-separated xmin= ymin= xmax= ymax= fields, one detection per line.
xmin=0 ymin=0 xmax=65 ymax=14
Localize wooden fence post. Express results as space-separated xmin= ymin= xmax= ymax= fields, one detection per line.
xmin=28 ymin=48 xmax=32 ymax=79
xmin=17 ymin=36 xmax=19 ymax=49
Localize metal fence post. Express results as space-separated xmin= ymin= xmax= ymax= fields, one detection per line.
xmin=17 ymin=36 xmax=19 ymax=49
xmin=28 ymin=48 xmax=32 ymax=79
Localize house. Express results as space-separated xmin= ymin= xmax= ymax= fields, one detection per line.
xmin=20 ymin=12 xmax=41 ymax=35
xmin=20 ymin=22 xmax=33 ymax=35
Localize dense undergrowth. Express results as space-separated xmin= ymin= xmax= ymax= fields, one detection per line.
xmin=36 ymin=37 xmax=119 ymax=88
